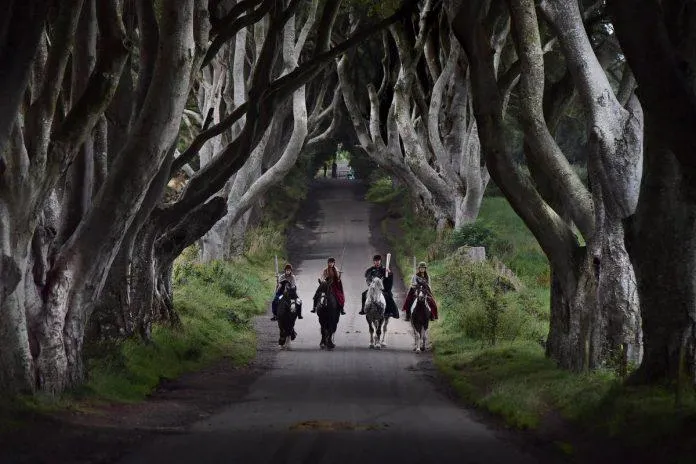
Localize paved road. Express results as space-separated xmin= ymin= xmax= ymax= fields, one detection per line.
xmin=119 ymin=179 xmax=537 ymax=464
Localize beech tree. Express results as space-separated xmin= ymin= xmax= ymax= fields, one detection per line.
xmin=339 ymin=1 xmax=491 ymax=229
xmin=0 ymin=0 xmax=196 ymax=393
xmin=452 ymin=0 xmax=643 ymax=370
xmin=609 ymin=0 xmax=696 ymax=385
xmin=198 ymin=0 xmax=343 ymax=261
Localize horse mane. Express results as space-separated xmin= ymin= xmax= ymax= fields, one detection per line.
xmin=283 ymin=285 xmax=298 ymax=300
xmin=366 ymin=277 xmax=384 ymax=305
xmin=413 ymin=285 xmax=431 ymax=313
xmin=370 ymin=276 xmax=384 ymax=291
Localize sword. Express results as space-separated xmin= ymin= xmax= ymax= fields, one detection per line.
xmin=385 ymin=253 xmax=391 ymax=277
xmin=338 ymin=215 xmax=346 ymax=276
xmin=274 ymin=255 xmax=279 ymax=281
xmin=338 ymin=244 xmax=346 ymax=277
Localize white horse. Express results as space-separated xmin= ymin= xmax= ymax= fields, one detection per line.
xmin=364 ymin=277 xmax=387 ymax=349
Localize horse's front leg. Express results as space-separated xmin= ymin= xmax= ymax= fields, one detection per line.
xmin=368 ymin=320 xmax=375 ymax=349
xmin=380 ymin=318 xmax=389 ymax=347
xmin=413 ymin=325 xmax=421 ymax=353
xmin=375 ymin=322 xmax=382 ymax=350
xmin=320 ymin=327 xmax=326 ymax=349
xmin=421 ymin=327 xmax=427 ymax=351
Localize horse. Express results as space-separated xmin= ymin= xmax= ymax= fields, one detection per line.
xmin=277 ymin=286 xmax=300 ymax=349
xmin=315 ymin=279 xmax=340 ymax=350
xmin=410 ymin=284 xmax=431 ymax=353
xmin=364 ymin=277 xmax=387 ymax=349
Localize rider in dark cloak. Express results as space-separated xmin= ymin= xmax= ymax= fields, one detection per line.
xmin=312 ymin=257 xmax=346 ymax=314
xmin=359 ymin=254 xmax=399 ymax=319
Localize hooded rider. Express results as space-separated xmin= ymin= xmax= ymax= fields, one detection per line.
xmin=402 ymin=261 xmax=438 ymax=321
xmin=311 ymin=257 xmax=346 ymax=315
xmin=359 ymin=254 xmax=399 ymax=319
xmin=271 ymin=263 xmax=303 ymax=321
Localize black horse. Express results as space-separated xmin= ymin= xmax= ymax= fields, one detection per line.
xmin=277 ymin=286 xmax=300 ymax=348
xmin=314 ymin=279 xmax=340 ymax=350
xmin=411 ymin=284 xmax=431 ymax=353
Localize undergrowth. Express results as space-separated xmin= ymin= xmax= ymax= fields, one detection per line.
xmin=83 ymin=224 xmax=284 ymax=403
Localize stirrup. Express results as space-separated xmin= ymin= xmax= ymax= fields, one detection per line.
xmin=310 ymin=308 xmax=317 ymax=313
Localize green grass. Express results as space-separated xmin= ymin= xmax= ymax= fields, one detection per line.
xmin=82 ymin=224 xmax=284 ymax=403
xmin=367 ymin=176 xmax=696 ymax=461
xmin=479 ymin=197 xmax=550 ymax=288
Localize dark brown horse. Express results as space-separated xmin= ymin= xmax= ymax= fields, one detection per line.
xmin=314 ymin=279 xmax=340 ymax=350
xmin=277 ymin=286 xmax=300 ymax=349
xmin=411 ymin=284 xmax=431 ymax=352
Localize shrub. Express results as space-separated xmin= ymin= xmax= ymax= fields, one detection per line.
xmin=449 ymin=222 xmax=515 ymax=260
xmin=365 ymin=177 xmax=405 ymax=204
xmin=450 ymin=222 xmax=496 ymax=249
xmin=439 ymin=261 xmax=546 ymax=345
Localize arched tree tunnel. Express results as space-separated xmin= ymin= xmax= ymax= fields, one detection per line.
xmin=1 ymin=0 xmax=696 ymax=461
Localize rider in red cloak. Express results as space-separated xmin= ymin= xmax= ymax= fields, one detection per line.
xmin=402 ymin=261 xmax=438 ymax=321
xmin=311 ymin=257 xmax=346 ymax=314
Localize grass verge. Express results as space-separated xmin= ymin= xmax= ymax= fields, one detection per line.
xmin=367 ymin=177 xmax=696 ymax=462
xmin=82 ymin=224 xmax=284 ymax=403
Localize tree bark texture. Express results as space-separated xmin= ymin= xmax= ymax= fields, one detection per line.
xmin=609 ymin=0 xmax=696 ymax=385
xmin=0 ymin=0 xmax=193 ymax=394
xmin=627 ymin=113 xmax=696 ymax=385
xmin=452 ymin=0 xmax=621 ymax=371
xmin=540 ymin=0 xmax=643 ymax=367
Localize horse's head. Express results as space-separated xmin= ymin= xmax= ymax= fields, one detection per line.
xmin=416 ymin=285 xmax=427 ymax=302
xmin=282 ymin=286 xmax=299 ymax=312
xmin=369 ymin=276 xmax=384 ymax=292
xmin=366 ymin=277 xmax=386 ymax=313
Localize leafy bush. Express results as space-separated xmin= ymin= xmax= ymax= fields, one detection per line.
xmin=438 ymin=261 xmax=547 ymax=345
xmin=450 ymin=222 xmax=497 ymax=249
xmin=365 ymin=176 xmax=405 ymax=204
xmin=450 ymin=222 xmax=515 ymax=260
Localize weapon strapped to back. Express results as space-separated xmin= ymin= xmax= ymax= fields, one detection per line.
xmin=274 ymin=255 xmax=279 ymax=283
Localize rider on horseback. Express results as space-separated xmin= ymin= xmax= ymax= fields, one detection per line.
xmin=271 ymin=263 xmax=303 ymax=321
xmin=311 ymin=257 xmax=346 ymax=315
xmin=359 ymin=254 xmax=399 ymax=319
xmin=402 ymin=262 xmax=439 ymax=321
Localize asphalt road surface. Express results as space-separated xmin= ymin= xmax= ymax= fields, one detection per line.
xmin=119 ymin=179 xmax=538 ymax=464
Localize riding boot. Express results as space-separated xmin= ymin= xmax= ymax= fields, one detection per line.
xmin=405 ymin=308 xmax=411 ymax=322
xmin=359 ymin=292 xmax=366 ymax=315
xmin=340 ymin=305 xmax=346 ymax=315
